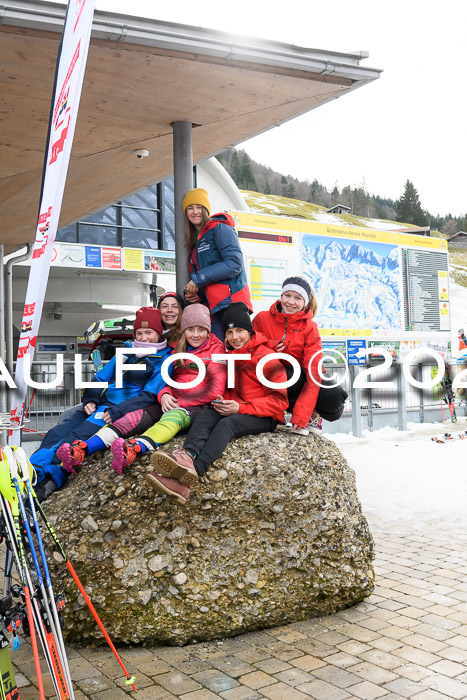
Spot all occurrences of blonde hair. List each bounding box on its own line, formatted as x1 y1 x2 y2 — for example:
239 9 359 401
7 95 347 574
307 288 318 318
173 333 188 369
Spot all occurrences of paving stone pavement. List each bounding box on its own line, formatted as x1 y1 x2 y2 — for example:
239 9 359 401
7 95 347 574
9 521 467 699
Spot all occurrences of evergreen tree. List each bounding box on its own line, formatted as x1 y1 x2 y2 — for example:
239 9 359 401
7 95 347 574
239 152 257 190
229 151 241 184
396 180 429 226
308 179 321 204
331 185 340 205
264 180 271 195
281 175 288 197
287 182 297 199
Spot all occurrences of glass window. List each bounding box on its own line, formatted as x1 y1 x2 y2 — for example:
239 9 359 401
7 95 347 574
78 223 118 246
120 206 158 231
162 178 175 251
56 223 77 243
83 206 116 226
56 179 179 251
124 186 158 210
121 229 160 250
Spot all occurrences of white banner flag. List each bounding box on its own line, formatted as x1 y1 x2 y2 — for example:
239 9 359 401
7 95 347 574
9 0 95 443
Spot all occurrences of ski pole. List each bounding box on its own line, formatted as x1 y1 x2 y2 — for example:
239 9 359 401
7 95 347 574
1 448 69 700
8 446 74 699
29 479 137 691
0 450 46 700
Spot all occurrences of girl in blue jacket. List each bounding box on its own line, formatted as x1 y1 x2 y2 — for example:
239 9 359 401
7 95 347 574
30 306 172 501
183 188 252 340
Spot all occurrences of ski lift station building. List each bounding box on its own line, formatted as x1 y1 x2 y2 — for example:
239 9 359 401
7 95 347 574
1 1 452 371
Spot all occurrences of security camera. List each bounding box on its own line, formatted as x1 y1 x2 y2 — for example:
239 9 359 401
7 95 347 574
53 312 62 321
134 149 149 159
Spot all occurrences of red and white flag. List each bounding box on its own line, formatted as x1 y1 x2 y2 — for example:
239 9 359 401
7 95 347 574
9 0 95 443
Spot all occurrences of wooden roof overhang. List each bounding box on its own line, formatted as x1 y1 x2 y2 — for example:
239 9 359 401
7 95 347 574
0 1 381 250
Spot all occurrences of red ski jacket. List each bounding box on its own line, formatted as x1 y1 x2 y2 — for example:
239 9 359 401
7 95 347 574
224 331 288 423
158 334 226 408
253 301 322 428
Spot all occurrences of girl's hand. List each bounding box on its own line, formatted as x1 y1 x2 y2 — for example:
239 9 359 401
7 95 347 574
212 400 239 416
84 402 97 416
184 280 199 294
161 394 179 412
102 411 112 424
277 341 285 352
185 291 201 303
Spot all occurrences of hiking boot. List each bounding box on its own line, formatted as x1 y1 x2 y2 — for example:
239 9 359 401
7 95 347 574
308 411 323 434
56 441 86 474
150 448 198 484
145 473 190 505
110 438 142 475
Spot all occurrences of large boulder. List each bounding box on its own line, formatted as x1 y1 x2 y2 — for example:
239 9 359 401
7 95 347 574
44 429 374 646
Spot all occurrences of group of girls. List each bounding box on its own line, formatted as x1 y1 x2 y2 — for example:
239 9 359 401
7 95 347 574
31 187 346 504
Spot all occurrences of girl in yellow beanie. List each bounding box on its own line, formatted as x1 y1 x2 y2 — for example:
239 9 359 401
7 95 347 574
182 187 252 340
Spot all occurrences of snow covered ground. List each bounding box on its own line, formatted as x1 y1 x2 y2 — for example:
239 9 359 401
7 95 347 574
320 275 467 539
328 419 467 536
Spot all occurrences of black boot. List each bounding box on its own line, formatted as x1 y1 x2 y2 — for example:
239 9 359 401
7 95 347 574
34 476 58 503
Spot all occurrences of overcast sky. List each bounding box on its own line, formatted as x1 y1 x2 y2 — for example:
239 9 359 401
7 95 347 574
81 1 467 217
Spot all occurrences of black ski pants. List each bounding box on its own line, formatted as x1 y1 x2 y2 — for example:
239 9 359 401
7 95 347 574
286 366 348 422
184 408 277 476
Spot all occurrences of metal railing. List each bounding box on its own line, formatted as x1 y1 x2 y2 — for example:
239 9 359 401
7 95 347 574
1 359 464 441
328 361 465 436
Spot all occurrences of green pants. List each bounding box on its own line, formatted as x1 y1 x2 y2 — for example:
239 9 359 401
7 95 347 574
140 408 191 449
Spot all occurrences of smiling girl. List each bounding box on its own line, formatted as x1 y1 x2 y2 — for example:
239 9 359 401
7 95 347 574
157 291 184 348
145 302 288 505
109 304 227 472
34 307 172 500
253 276 347 434
182 188 252 340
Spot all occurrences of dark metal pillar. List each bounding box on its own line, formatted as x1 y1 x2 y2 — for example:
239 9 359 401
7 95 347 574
172 121 193 297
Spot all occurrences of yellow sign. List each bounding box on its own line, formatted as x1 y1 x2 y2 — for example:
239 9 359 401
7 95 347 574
230 210 448 250
321 328 374 337
124 248 143 271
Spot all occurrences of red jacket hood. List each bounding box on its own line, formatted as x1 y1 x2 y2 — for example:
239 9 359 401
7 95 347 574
198 212 237 239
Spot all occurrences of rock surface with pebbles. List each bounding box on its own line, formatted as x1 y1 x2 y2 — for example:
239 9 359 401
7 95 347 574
44 429 374 646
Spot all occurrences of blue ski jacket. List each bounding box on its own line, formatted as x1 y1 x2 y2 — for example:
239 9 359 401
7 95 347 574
82 342 173 421
188 213 252 314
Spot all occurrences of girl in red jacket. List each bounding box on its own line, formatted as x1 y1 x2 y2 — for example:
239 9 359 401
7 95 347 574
145 302 288 505
253 276 347 433
109 304 227 473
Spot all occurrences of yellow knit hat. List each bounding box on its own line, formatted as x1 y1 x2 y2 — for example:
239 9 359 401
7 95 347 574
182 188 211 215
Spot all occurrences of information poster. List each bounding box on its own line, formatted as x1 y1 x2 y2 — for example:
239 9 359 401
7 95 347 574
85 246 101 267
347 339 367 365
302 234 401 332
124 248 143 270
102 247 122 269
249 258 286 301
322 340 347 364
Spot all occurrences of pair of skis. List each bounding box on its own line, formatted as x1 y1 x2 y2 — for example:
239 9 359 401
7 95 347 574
431 431 467 444
0 446 136 698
